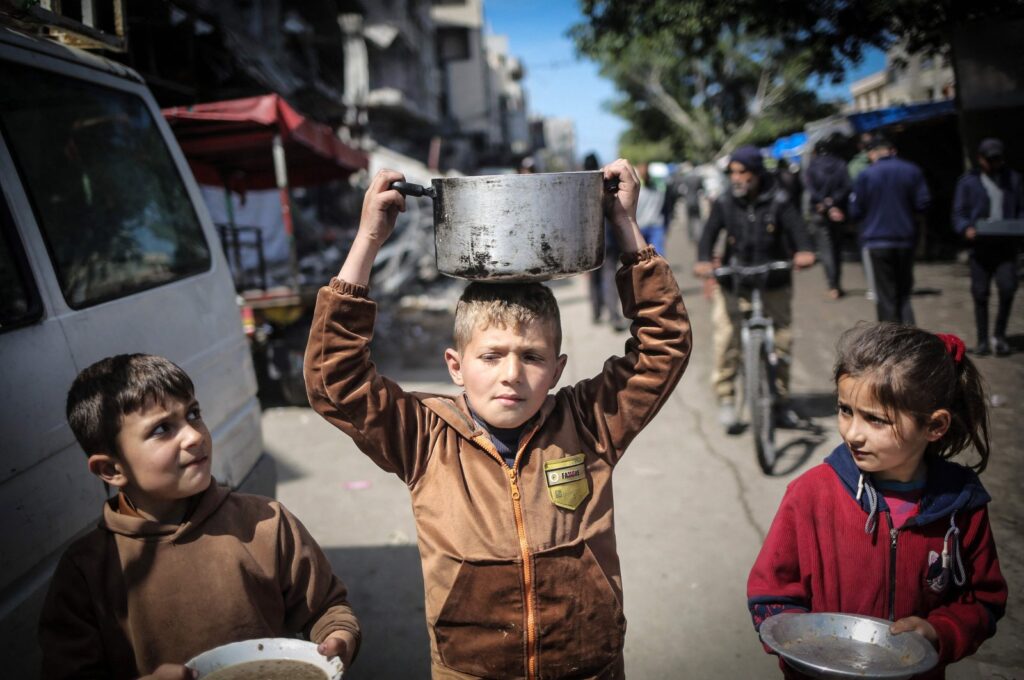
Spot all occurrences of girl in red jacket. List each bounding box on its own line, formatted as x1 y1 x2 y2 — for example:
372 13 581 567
748 322 1007 678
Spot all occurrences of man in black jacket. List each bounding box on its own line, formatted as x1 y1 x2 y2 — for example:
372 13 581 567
953 137 1024 356
695 146 816 432
804 134 852 299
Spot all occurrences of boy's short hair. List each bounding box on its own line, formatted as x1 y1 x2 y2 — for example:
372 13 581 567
454 282 562 353
66 354 195 457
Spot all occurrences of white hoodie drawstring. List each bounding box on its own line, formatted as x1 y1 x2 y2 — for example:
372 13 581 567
943 510 967 587
859 473 879 535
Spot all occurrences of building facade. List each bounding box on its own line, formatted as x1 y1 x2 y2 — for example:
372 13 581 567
849 42 956 112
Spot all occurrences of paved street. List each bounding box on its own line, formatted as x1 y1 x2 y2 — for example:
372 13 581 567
263 233 1023 678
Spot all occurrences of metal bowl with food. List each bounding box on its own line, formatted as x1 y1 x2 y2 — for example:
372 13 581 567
759 613 939 679
185 638 343 680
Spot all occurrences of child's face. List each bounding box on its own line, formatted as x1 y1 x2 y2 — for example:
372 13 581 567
445 319 566 430
94 396 212 520
837 375 948 482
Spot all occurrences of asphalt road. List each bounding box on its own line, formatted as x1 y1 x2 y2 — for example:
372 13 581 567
263 231 1023 679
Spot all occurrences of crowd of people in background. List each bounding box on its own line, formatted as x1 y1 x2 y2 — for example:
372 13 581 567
584 129 1021 432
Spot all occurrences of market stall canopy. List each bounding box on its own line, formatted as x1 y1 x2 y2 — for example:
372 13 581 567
769 132 807 161
162 94 367 190
847 100 956 134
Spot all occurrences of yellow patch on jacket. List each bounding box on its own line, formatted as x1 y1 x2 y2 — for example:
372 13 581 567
543 453 589 510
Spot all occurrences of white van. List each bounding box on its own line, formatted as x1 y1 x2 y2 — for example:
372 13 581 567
0 26 272 675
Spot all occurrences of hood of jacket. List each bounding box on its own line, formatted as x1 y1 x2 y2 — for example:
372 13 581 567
824 443 990 527
100 478 232 543
417 391 561 446
731 171 782 208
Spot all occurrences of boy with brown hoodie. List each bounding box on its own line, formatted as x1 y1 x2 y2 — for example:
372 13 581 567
39 354 360 679
304 159 692 679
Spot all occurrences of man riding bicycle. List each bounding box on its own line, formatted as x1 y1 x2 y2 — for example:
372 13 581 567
694 146 816 434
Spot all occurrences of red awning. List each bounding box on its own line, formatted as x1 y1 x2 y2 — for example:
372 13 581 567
162 94 367 190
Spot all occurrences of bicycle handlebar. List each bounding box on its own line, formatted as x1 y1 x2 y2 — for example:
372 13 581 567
713 260 792 279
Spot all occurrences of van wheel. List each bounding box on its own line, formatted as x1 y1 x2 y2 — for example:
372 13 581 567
267 324 310 407
277 344 309 407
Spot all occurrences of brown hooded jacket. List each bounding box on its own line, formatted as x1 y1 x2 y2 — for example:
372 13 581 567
305 248 691 679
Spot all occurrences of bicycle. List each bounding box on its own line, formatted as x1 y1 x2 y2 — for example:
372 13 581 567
713 260 793 473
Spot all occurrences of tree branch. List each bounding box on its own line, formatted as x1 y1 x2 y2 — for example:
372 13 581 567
716 61 807 158
627 67 714 153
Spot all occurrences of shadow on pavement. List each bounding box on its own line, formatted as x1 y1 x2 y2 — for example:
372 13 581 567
770 434 829 477
270 451 306 485
790 391 838 419
323 545 431 679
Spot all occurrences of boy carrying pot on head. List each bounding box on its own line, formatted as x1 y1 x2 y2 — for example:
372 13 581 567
40 354 359 680
304 159 693 679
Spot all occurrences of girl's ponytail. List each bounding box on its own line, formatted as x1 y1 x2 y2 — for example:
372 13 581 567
947 351 991 473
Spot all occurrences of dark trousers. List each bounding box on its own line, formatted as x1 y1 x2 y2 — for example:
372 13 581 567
970 246 1019 342
815 216 845 291
869 248 915 324
589 246 623 326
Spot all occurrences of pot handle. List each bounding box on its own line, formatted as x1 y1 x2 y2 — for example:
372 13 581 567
389 181 437 199
603 177 620 192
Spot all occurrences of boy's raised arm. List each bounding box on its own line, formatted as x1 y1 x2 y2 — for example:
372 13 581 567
564 158 691 462
337 169 407 285
305 169 434 483
602 158 646 254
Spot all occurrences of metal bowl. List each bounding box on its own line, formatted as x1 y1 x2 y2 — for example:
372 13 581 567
186 638 343 679
759 613 939 679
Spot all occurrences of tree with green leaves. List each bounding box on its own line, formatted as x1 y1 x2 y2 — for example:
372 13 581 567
573 0 1023 162
572 15 836 162
577 0 1024 81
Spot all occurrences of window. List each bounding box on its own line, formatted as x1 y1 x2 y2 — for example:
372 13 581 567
438 26 470 61
0 63 210 309
0 197 41 332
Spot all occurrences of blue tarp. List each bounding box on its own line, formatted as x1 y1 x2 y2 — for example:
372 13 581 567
769 132 807 160
847 99 956 133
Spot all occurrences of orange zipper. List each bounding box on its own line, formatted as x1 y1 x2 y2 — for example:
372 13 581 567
473 428 539 680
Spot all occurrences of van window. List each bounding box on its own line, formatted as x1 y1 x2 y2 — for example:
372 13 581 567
0 197 41 331
0 63 210 309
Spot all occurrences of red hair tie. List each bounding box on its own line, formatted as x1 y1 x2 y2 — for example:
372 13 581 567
935 333 965 364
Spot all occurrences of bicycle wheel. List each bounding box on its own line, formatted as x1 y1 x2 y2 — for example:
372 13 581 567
746 330 777 473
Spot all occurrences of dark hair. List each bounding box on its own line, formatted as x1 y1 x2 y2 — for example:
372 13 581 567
833 323 990 472
582 152 600 171
866 134 893 151
66 354 195 457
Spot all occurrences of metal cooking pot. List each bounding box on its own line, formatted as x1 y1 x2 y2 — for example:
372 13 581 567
390 171 612 282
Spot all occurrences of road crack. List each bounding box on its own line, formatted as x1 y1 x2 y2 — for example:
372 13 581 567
676 389 766 543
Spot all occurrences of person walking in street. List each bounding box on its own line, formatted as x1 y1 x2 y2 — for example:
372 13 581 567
953 137 1023 357
774 159 804 214
681 162 706 243
748 324 1007 678
695 145 816 433
849 132 879 302
584 152 628 331
636 161 667 256
804 134 853 300
849 135 930 324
